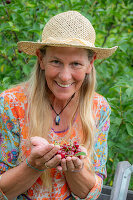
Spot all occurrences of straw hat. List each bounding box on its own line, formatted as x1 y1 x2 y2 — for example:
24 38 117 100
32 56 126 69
17 11 118 59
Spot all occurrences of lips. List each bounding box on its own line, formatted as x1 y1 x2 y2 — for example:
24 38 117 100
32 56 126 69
56 81 72 88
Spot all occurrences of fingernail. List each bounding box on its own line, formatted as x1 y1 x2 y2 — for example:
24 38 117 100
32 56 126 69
55 145 60 149
67 157 71 161
49 144 54 148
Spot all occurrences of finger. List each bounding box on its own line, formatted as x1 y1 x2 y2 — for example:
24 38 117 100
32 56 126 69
72 157 82 169
66 157 75 171
45 154 61 169
40 145 60 164
56 165 62 171
30 136 49 146
61 158 67 171
31 144 54 159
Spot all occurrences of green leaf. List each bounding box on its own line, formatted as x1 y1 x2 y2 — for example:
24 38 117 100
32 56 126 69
22 65 32 76
126 123 133 137
74 152 86 156
126 87 133 98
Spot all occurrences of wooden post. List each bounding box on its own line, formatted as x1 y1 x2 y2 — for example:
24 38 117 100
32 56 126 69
110 161 132 200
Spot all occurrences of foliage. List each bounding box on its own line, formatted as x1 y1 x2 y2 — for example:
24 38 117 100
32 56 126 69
0 0 133 190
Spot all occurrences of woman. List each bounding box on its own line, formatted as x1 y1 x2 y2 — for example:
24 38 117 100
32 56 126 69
0 11 118 199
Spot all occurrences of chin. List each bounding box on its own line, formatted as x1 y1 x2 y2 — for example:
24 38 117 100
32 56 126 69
54 93 74 100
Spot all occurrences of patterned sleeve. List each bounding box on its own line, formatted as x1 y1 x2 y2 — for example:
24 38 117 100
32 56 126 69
71 96 111 199
0 93 20 197
93 97 111 178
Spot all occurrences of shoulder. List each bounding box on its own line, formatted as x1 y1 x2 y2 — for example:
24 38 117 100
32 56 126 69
93 92 111 122
0 85 28 120
93 92 110 107
0 85 27 106
93 92 111 112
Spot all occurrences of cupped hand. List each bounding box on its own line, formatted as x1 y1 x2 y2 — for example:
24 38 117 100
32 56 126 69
56 145 87 172
30 136 49 147
27 136 61 171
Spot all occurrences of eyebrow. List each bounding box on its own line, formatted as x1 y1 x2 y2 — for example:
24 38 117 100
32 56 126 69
50 56 62 61
50 56 84 64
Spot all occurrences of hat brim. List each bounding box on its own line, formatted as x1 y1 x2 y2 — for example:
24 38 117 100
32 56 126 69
17 41 118 59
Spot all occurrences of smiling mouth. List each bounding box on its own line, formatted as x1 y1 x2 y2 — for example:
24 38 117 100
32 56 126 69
56 81 72 88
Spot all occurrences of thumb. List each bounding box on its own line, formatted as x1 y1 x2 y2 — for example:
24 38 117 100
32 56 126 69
30 136 49 146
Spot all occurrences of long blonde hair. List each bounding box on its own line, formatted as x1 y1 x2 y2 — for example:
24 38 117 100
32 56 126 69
25 47 96 187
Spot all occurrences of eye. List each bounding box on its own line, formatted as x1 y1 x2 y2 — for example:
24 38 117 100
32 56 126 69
51 60 60 64
72 62 82 67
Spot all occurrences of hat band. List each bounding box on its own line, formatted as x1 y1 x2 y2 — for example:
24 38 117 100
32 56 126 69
41 37 95 47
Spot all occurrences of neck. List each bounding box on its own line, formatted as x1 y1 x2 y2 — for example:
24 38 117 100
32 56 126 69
50 93 79 126
51 93 79 110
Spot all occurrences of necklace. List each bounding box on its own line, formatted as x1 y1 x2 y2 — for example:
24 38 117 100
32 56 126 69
51 93 75 125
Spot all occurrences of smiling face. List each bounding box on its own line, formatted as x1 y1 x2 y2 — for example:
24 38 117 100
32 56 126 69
37 47 93 101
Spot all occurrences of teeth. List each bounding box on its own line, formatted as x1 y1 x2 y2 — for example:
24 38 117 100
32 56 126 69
57 82 71 88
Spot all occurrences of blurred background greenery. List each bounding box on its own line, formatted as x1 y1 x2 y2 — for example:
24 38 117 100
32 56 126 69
0 0 133 190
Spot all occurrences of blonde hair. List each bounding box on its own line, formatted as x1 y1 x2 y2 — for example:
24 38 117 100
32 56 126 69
80 64 96 168
25 47 96 187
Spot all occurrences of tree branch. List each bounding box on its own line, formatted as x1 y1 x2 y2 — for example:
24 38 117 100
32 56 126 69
102 23 114 47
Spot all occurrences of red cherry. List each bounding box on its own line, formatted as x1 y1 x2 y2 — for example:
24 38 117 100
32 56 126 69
67 146 72 151
18 49 22 53
76 148 81 153
73 142 79 149
60 146 64 150
62 144 67 150
57 150 62 154
61 152 65 159
73 141 78 145
75 144 79 148
72 146 76 152
67 151 74 156
56 141 82 159
6 0 11 4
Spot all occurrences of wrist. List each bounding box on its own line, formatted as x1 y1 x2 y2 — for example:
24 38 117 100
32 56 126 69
26 158 44 172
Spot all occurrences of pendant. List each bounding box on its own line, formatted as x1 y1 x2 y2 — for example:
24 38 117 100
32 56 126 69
55 115 60 125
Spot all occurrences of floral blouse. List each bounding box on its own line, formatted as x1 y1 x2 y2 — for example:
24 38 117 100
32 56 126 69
0 86 111 200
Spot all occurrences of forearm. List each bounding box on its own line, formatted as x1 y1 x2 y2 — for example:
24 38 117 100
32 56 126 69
0 160 42 200
65 167 96 198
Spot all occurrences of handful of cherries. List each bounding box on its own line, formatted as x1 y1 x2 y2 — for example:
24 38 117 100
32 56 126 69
56 141 86 159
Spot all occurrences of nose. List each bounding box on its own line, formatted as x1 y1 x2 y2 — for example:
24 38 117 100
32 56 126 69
58 66 72 82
